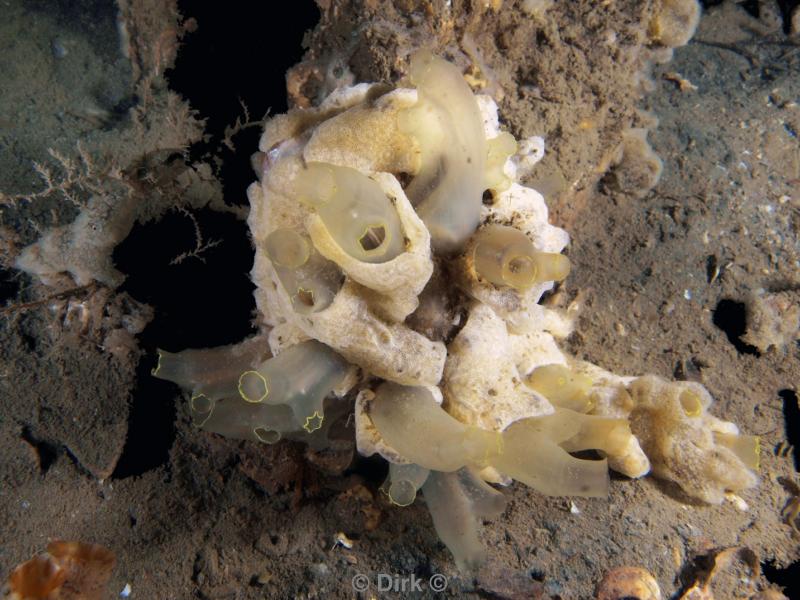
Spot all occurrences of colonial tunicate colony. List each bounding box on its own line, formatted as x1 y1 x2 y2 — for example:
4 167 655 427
154 51 759 570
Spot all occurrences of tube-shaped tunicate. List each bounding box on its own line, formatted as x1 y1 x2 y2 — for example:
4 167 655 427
715 432 761 470
553 409 634 457
192 395 297 443
291 162 404 264
400 51 487 253
369 383 502 472
421 468 505 571
383 463 430 506
456 467 506 518
237 340 349 433
485 132 517 192
264 228 343 314
472 225 571 290
153 337 268 401
369 384 612 496
492 413 610 497
525 364 594 413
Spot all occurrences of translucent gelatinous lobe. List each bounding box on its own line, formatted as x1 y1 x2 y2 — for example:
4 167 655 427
370 383 613 497
264 228 311 269
472 225 570 290
369 383 501 471
383 462 430 506
153 336 269 401
238 340 350 432
401 51 487 253
194 396 297 442
292 162 404 264
484 132 517 192
421 468 506 571
714 432 761 469
492 411 610 497
525 363 593 413
263 228 343 313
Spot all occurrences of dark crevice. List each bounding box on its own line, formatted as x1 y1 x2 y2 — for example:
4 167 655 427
762 559 800 599
345 453 389 489
20 426 59 474
168 0 319 207
114 208 255 351
738 0 761 19
712 299 760 356
111 3 318 478
780 389 800 471
111 352 177 479
777 1 800 34
111 209 255 479
0 266 22 305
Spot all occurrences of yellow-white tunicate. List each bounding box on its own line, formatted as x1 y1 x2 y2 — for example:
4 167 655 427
369 383 614 497
492 411 611 497
264 228 343 314
383 462 430 506
472 224 570 290
400 51 487 253
714 432 760 470
153 337 268 401
291 162 404 264
525 364 594 413
370 383 502 472
421 468 506 572
485 132 517 192
192 396 297 443
238 340 349 432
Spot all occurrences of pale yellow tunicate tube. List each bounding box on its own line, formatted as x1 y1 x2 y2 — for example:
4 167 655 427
491 411 610 497
264 228 343 314
421 468 506 572
291 162 404 264
715 432 761 470
369 383 502 472
237 340 350 433
400 51 487 253
485 132 517 192
472 224 570 290
153 337 268 401
370 384 612 497
525 364 594 413
554 410 635 458
384 463 430 506
192 396 297 443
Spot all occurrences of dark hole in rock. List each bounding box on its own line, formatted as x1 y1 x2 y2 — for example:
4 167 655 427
529 569 545 582
111 352 177 479
168 0 319 207
111 0 319 479
20 426 59 474
780 389 800 471
114 208 255 350
0 266 21 305
712 299 760 356
111 209 255 478
739 0 761 18
345 453 389 489
777 1 800 34
762 559 800 599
